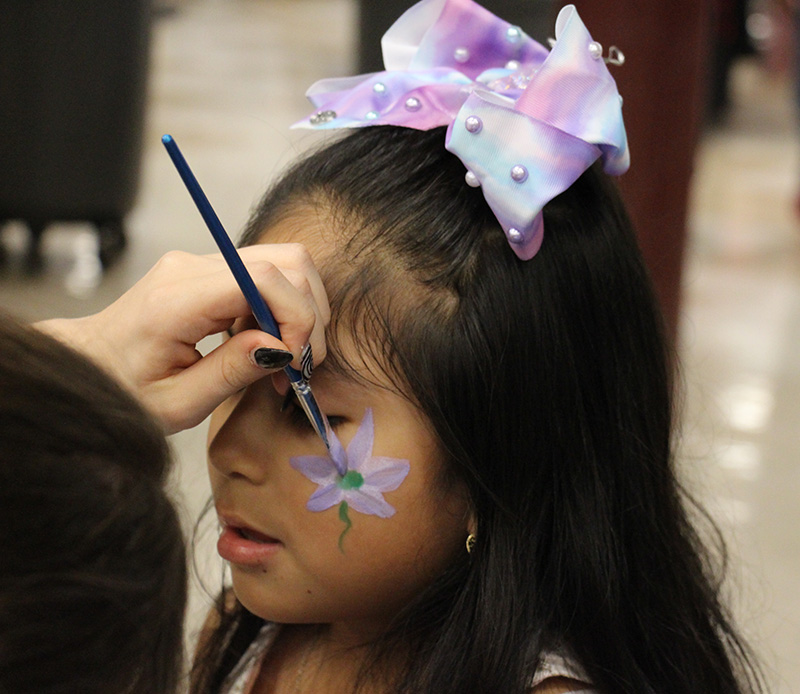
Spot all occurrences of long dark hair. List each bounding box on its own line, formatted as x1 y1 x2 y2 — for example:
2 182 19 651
191 126 763 693
0 315 186 694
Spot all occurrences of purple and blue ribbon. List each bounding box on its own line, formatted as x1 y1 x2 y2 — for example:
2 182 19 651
293 0 629 260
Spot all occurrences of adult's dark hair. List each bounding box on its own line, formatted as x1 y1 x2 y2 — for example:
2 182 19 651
192 126 763 694
0 315 187 694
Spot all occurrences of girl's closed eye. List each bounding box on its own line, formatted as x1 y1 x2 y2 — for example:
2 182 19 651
282 389 346 431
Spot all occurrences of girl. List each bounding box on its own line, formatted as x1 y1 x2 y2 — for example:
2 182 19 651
189 1 764 693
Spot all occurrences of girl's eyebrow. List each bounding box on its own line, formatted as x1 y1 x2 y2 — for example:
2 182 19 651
319 358 408 405
317 353 370 388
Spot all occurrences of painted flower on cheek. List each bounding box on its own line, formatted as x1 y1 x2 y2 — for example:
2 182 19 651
289 408 410 550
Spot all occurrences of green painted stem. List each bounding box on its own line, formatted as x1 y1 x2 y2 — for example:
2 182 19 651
338 501 352 553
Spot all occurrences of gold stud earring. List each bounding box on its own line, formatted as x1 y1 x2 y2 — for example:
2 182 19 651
466 533 477 554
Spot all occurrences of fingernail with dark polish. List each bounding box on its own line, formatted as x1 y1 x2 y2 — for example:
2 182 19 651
251 347 293 370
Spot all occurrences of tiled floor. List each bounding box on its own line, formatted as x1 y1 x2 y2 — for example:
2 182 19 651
1 2 798 691
678 59 800 691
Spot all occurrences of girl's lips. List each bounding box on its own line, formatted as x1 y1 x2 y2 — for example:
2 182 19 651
216 521 283 567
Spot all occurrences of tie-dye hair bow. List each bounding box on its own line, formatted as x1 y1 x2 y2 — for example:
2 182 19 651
293 0 629 260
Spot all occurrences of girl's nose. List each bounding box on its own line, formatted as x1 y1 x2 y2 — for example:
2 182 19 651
207 384 280 485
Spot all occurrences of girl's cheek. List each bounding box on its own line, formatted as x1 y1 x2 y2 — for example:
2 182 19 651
289 408 411 553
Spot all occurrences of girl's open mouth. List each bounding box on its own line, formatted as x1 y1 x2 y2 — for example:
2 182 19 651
217 522 282 566
235 526 278 544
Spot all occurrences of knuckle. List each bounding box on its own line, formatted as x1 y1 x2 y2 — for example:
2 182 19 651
219 352 246 391
154 249 191 272
282 300 317 354
284 269 312 296
285 242 313 268
296 297 317 331
250 260 280 284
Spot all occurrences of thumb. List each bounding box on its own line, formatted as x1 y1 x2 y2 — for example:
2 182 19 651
159 331 292 433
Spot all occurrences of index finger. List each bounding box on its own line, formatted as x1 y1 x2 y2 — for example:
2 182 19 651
238 243 331 326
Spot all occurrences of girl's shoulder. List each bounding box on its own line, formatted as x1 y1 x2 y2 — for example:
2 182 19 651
530 678 596 694
220 623 279 694
219 626 597 694
530 651 596 694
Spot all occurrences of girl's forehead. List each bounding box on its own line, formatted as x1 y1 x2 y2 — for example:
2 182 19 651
251 216 387 386
252 204 417 401
315 325 400 396
255 204 336 255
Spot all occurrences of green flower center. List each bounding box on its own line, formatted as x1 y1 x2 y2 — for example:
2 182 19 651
337 470 365 490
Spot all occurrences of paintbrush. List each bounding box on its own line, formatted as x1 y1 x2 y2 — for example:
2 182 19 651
162 133 332 452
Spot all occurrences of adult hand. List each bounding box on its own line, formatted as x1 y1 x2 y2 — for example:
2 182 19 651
36 245 330 434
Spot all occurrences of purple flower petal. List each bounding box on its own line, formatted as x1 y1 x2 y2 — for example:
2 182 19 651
293 408 411 522
290 455 338 484
360 457 410 491
328 427 348 476
346 408 374 470
345 488 397 518
307 483 344 512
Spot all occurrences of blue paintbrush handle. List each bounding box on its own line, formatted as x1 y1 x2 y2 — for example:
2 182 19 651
162 134 282 340
162 134 330 449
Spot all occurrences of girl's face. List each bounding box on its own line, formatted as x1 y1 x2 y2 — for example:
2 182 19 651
207 214 471 635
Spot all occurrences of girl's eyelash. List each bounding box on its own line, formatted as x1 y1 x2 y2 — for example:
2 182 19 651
282 391 345 431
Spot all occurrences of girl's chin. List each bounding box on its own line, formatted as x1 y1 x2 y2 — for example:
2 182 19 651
228 576 322 625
